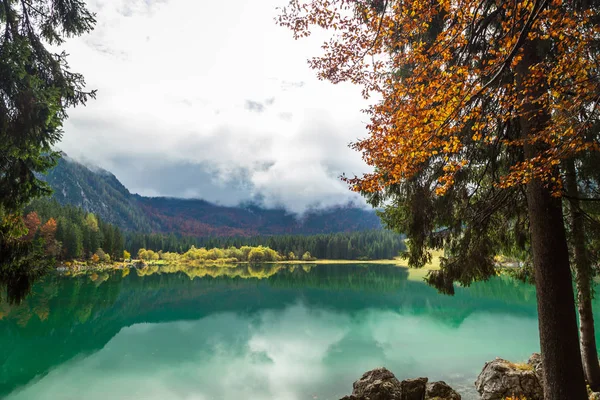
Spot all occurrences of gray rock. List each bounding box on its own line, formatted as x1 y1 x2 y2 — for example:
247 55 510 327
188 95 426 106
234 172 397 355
340 368 461 400
426 381 461 400
350 367 403 400
527 353 544 386
400 377 427 400
475 357 543 400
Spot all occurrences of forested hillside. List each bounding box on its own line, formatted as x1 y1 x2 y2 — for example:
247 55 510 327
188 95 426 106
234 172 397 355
23 199 404 262
24 199 125 262
138 197 382 236
43 155 159 232
125 230 405 261
41 155 381 237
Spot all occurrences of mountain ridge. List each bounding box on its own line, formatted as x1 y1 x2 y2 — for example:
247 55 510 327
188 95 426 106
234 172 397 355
41 155 381 236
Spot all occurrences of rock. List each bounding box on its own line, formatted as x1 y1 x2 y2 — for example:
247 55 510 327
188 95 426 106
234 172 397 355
475 357 543 400
590 392 600 400
400 377 427 400
527 353 544 386
340 368 460 400
350 367 403 400
426 381 461 400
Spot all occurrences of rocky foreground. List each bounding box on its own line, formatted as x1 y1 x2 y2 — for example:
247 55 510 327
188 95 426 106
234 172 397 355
339 367 461 400
340 353 600 400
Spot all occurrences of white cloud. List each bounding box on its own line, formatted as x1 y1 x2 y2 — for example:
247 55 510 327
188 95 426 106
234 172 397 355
57 0 373 212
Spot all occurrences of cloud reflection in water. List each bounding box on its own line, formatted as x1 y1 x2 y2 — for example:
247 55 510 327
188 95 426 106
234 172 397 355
7 301 537 400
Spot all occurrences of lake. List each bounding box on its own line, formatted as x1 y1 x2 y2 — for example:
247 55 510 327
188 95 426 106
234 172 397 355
0 262 582 400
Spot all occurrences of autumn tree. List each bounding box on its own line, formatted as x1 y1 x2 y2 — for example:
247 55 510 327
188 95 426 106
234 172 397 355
248 246 279 263
84 214 99 232
40 218 60 257
94 248 110 263
279 0 600 397
138 248 159 261
22 212 41 241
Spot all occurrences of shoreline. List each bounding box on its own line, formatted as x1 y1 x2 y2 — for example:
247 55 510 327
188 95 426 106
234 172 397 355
54 248 448 276
54 256 445 284
56 256 442 272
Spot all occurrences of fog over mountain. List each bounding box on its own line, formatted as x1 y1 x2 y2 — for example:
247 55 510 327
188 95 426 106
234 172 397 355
56 0 374 212
41 156 381 236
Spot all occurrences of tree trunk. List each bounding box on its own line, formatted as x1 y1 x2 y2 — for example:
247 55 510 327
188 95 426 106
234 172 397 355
518 40 587 399
565 159 600 391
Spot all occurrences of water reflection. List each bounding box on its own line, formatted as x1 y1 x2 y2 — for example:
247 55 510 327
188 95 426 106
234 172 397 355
0 264 552 399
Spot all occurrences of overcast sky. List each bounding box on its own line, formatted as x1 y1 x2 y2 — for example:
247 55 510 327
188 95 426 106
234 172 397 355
59 0 372 212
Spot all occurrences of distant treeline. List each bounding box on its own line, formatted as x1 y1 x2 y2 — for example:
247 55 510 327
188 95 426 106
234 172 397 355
125 230 405 261
24 199 405 262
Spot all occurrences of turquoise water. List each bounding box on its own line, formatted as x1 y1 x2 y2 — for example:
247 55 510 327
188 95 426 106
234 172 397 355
0 263 573 399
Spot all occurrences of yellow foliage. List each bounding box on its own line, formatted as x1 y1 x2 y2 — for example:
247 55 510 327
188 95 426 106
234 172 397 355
506 362 533 372
277 0 600 196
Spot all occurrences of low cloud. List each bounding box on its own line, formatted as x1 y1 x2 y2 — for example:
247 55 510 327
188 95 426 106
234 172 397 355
57 0 373 213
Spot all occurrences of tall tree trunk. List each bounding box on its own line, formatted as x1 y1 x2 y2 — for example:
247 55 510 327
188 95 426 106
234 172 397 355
565 159 600 391
518 40 587 399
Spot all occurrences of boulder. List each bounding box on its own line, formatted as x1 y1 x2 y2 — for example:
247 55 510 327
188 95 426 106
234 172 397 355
527 353 544 386
400 377 427 400
475 357 543 400
350 367 404 400
340 368 460 400
426 381 461 400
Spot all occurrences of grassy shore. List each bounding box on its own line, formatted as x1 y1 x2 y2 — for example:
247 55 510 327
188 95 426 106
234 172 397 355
57 249 444 277
276 250 443 270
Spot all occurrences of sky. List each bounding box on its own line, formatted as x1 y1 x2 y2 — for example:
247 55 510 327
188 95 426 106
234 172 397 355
59 0 373 213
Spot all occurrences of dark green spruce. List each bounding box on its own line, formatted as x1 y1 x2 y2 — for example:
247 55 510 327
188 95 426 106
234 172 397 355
0 0 96 302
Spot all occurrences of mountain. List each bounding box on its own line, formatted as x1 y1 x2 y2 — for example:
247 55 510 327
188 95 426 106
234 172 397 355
43 156 160 232
41 155 381 236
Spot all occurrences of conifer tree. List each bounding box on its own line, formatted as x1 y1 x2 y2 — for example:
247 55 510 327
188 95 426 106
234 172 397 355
0 0 95 302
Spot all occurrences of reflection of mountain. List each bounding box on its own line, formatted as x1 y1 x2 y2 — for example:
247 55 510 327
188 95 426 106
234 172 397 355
0 264 542 396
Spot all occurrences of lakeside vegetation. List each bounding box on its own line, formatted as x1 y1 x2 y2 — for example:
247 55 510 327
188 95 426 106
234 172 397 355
125 229 405 261
20 199 408 271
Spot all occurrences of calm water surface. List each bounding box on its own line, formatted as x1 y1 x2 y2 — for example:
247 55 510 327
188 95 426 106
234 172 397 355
1 263 587 400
